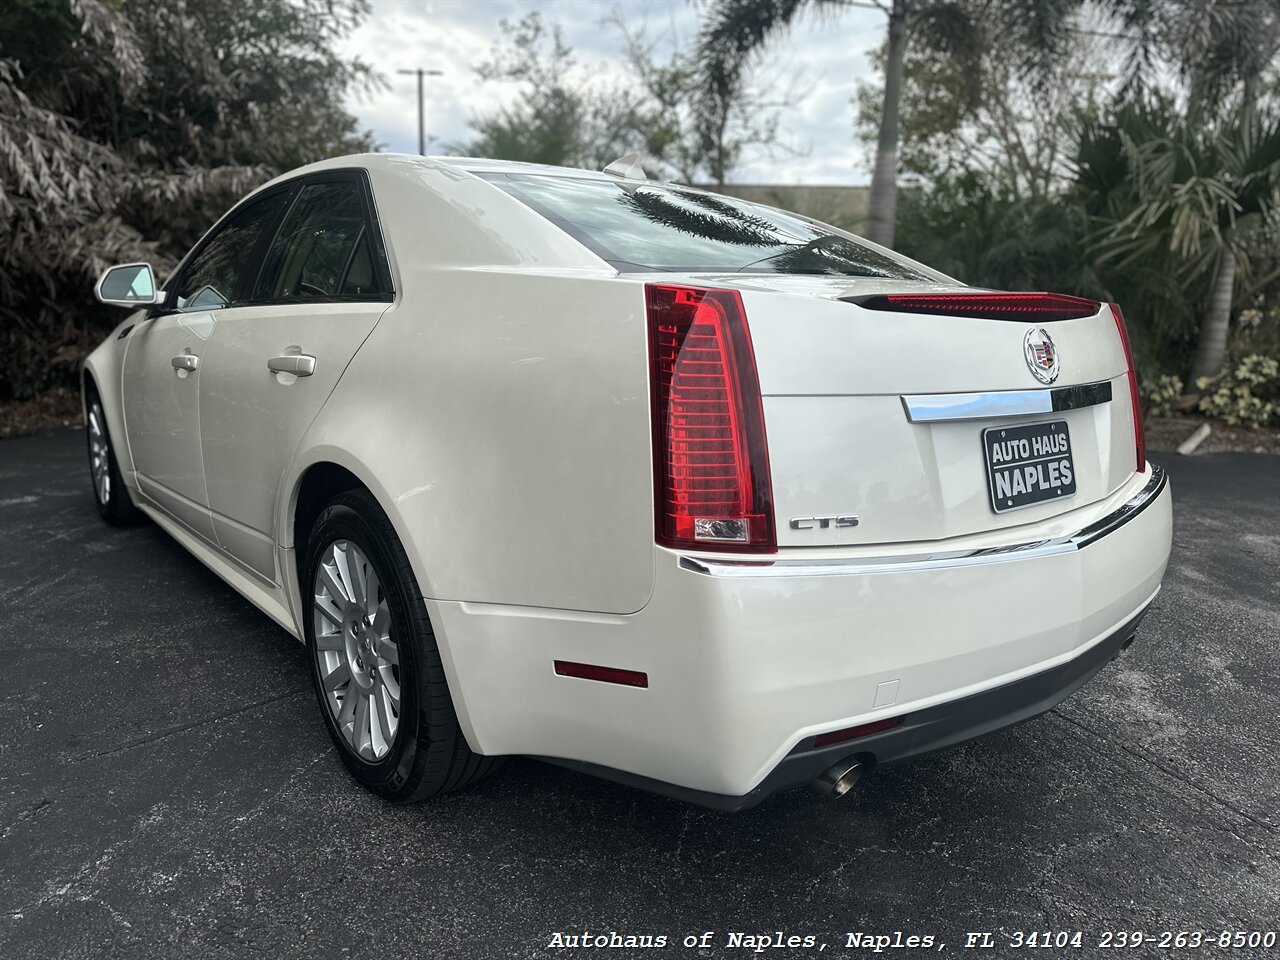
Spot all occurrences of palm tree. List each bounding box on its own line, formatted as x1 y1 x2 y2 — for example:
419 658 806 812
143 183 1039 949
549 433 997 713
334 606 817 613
1096 105 1280 382
696 0 1082 249
1157 0 1280 124
1085 0 1280 379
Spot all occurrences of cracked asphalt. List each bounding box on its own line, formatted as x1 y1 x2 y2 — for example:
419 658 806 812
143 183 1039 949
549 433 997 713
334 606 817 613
1 429 1278 959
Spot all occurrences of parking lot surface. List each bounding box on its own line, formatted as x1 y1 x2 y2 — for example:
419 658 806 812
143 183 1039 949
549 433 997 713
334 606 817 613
1 430 1278 958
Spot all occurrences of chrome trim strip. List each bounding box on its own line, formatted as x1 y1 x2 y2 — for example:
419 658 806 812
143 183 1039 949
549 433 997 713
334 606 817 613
678 465 1167 580
902 380 1112 423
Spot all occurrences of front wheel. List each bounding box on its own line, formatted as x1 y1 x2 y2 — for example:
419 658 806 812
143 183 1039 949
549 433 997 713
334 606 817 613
303 489 501 801
86 390 142 526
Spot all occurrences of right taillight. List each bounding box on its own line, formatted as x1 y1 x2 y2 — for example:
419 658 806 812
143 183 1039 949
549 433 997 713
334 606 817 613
646 284 775 553
1109 302 1146 473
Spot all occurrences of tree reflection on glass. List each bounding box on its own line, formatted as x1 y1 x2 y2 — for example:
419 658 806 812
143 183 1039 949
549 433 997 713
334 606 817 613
488 172 937 279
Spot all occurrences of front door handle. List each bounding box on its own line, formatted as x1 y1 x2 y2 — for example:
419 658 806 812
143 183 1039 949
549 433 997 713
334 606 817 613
267 354 317 377
171 354 198 371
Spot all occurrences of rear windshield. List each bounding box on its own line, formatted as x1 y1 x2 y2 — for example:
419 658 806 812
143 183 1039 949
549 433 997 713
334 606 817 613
480 173 934 280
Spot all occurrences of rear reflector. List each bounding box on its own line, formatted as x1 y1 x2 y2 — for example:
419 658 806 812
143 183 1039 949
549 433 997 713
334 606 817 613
847 292 1101 322
813 716 903 748
646 284 775 553
1108 302 1146 472
554 660 649 688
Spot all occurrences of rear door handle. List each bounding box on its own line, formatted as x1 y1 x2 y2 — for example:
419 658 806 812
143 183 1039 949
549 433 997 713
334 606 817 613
267 355 316 377
171 354 198 371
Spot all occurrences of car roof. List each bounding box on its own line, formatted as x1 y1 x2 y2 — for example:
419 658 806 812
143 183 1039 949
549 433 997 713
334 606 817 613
428 156 618 181
263 153 622 186
244 153 953 284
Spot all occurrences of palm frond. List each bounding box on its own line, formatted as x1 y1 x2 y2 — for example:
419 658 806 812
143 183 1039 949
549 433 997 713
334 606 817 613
695 0 810 101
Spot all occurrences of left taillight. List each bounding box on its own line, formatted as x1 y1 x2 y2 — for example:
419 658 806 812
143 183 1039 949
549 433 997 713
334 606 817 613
646 284 775 553
1109 302 1146 473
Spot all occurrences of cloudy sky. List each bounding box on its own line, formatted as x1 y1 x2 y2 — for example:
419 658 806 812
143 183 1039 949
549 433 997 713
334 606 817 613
337 0 887 184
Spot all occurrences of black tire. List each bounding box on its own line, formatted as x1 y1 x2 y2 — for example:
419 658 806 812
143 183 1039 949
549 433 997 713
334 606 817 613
303 488 502 801
85 386 143 526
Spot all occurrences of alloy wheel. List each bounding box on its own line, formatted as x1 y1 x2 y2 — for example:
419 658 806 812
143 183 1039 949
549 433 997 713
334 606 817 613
88 402 111 505
313 539 401 760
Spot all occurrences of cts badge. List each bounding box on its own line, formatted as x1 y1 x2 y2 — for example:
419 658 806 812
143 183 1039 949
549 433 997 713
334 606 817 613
1023 327 1060 384
789 515 860 530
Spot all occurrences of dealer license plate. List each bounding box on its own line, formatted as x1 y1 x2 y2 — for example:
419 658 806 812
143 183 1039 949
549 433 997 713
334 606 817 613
982 420 1076 513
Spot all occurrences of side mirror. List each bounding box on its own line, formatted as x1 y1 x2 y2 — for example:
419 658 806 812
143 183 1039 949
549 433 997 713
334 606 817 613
95 263 160 307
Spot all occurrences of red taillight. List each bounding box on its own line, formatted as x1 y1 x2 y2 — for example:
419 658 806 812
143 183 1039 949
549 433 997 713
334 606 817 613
814 716 903 748
646 284 775 553
1109 303 1146 473
848 291 1100 322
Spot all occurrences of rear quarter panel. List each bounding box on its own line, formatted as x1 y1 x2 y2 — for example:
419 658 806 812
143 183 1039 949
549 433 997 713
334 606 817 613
286 162 655 615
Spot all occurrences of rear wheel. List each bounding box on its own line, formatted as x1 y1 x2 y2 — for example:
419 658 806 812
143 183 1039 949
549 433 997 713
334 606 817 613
86 390 142 526
303 489 501 800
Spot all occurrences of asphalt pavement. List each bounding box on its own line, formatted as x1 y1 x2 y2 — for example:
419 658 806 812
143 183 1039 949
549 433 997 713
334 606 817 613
1 429 1278 959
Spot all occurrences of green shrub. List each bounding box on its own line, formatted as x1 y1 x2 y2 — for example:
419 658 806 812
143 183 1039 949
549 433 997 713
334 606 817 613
0 0 374 401
1196 354 1280 427
1141 373 1184 417
1231 295 1280 359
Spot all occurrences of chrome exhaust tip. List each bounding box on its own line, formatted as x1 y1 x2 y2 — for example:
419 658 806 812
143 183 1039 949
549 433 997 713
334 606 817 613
812 757 865 798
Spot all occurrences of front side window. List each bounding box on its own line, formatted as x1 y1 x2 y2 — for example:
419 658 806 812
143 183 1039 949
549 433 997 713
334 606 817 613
254 181 382 302
481 173 939 280
173 191 287 312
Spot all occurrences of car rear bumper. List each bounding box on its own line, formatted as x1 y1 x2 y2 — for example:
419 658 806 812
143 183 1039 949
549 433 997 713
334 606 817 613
430 465 1172 807
541 602 1151 810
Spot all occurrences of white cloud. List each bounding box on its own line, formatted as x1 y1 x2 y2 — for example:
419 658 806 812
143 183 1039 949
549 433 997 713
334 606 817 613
338 0 887 183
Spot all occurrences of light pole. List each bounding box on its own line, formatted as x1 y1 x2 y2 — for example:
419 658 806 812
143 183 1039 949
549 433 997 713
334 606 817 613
396 68 443 156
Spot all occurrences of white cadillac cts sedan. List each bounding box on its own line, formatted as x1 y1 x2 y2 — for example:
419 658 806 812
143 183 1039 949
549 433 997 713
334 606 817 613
84 154 1172 809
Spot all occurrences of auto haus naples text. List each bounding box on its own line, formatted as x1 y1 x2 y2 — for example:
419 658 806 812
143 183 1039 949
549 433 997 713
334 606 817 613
990 429 1073 499
546 930 940 951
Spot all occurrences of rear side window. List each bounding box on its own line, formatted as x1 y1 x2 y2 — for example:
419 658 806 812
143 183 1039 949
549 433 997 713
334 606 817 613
338 234 376 296
173 191 287 312
254 181 387 301
481 173 935 280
